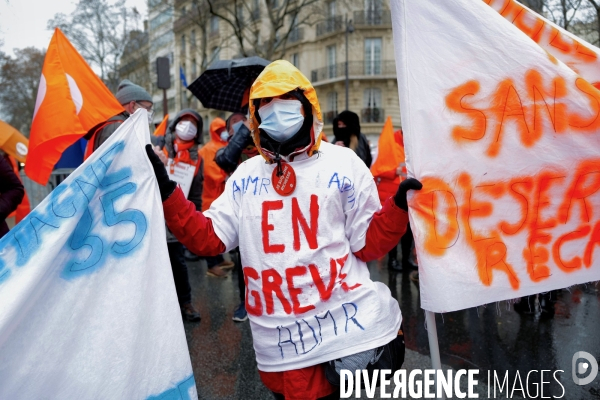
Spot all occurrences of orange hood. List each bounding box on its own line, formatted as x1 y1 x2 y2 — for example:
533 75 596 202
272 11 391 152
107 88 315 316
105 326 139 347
209 117 227 143
248 60 323 163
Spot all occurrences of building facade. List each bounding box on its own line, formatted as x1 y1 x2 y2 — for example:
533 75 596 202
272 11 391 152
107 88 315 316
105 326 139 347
121 0 400 139
148 0 178 122
119 27 151 96
286 0 400 137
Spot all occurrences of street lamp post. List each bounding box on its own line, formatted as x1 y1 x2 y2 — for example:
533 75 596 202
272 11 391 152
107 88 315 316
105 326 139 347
345 15 354 111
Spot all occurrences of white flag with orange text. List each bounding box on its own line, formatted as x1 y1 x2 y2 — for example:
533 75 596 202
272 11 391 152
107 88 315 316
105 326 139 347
392 0 600 312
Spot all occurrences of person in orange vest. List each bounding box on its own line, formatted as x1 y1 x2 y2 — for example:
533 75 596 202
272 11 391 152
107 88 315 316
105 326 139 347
85 79 154 155
198 117 234 277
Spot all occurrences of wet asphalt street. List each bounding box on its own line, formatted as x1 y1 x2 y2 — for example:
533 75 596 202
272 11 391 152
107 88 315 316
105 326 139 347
182 252 600 400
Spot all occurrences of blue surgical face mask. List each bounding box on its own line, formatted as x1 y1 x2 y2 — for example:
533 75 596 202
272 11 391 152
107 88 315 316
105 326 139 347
258 98 305 142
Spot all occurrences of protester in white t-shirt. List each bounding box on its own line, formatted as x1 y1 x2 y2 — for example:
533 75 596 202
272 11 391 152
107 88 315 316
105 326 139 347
146 60 422 400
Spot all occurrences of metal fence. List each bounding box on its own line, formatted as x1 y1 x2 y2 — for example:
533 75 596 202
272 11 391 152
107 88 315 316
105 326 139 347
353 10 392 26
316 16 344 37
288 27 304 44
311 60 396 82
361 107 385 123
20 169 76 210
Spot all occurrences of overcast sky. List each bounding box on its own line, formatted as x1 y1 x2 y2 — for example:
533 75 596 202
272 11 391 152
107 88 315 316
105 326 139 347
0 0 148 56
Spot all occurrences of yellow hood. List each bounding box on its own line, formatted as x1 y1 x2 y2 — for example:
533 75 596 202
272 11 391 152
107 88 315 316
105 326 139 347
249 60 323 162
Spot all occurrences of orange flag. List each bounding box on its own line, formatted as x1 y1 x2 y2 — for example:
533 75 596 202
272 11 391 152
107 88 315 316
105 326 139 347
370 116 405 177
0 120 29 163
153 114 169 136
26 28 124 185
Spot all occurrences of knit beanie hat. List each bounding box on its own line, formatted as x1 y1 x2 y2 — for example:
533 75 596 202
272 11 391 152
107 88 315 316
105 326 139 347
115 79 153 105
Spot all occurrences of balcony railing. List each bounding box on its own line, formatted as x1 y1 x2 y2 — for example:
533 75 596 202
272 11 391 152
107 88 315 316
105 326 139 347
353 10 392 26
316 16 343 37
310 60 396 83
361 107 385 123
288 27 304 44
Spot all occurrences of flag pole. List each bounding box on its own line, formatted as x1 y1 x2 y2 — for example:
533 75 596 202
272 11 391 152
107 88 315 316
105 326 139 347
425 310 445 400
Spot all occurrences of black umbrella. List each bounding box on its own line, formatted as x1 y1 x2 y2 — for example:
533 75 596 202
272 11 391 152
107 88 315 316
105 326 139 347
187 56 271 113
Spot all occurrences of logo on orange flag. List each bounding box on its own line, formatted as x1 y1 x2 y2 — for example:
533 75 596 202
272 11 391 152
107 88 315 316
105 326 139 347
26 28 124 185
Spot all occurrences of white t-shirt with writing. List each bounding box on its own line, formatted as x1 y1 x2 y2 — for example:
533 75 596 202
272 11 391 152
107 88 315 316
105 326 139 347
204 142 402 372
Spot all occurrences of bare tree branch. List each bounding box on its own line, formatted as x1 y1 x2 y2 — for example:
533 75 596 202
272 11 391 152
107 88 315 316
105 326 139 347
0 48 45 136
47 0 134 92
205 0 324 61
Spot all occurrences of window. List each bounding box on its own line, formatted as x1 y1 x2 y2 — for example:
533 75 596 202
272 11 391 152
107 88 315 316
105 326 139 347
210 16 219 33
190 29 196 48
149 8 172 31
327 45 336 79
365 0 383 23
192 58 197 78
363 88 382 122
291 53 299 68
365 0 383 14
363 88 382 108
251 0 260 20
364 38 382 75
325 91 338 123
180 35 186 57
289 14 301 42
327 92 338 112
327 1 336 18
149 32 174 53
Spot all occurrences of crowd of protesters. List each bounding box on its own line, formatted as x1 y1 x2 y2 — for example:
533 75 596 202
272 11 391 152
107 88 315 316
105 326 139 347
3 58 556 400
56 61 425 399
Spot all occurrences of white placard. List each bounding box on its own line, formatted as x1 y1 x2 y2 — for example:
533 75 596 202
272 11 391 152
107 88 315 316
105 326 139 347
167 159 196 198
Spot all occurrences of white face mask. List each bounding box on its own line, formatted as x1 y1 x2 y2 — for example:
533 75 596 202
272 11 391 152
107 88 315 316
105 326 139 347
258 99 305 142
135 102 154 123
220 130 230 141
175 120 197 141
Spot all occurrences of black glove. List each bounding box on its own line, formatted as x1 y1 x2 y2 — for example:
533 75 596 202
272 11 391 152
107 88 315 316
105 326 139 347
145 144 177 201
215 124 253 174
394 178 423 211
